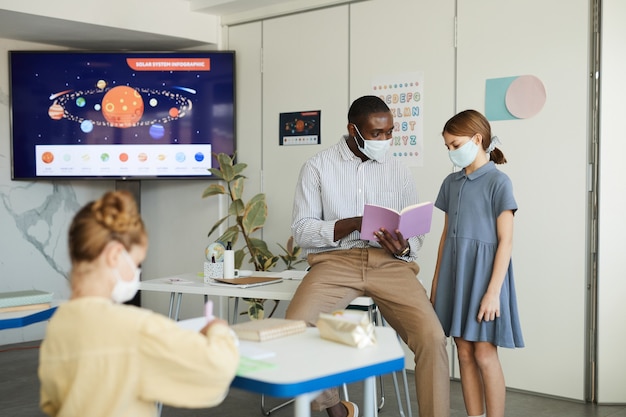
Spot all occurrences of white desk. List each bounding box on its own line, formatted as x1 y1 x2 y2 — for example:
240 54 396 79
233 327 404 417
143 273 409 417
139 272 303 321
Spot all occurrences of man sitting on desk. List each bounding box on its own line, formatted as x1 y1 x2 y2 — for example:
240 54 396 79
287 95 450 417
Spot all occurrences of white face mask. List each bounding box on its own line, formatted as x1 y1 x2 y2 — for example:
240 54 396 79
449 138 479 168
111 250 141 304
352 124 392 162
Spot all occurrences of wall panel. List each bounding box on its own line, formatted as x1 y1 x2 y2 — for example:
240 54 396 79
597 0 626 403
456 0 590 399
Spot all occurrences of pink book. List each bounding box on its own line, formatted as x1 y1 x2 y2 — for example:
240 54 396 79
360 201 434 240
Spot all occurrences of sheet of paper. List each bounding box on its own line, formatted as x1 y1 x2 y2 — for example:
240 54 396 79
236 357 276 375
239 343 276 360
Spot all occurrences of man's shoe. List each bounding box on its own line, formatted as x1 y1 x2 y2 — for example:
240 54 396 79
341 400 359 417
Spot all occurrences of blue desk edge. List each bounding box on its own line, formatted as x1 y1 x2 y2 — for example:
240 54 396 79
0 306 58 330
231 356 405 398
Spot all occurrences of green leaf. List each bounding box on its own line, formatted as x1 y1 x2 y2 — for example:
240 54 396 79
242 195 267 234
248 302 264 320
217 153 235 181
230 177 244 201
229 199 245 216
217 226 239 247
201 183 226 198
258 255 279 271
207 168 224 180
232 162 248 177
248 237 273 258
234 248 245 269
207 215 230 238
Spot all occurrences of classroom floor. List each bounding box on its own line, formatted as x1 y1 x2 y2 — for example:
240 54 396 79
2 340 625 417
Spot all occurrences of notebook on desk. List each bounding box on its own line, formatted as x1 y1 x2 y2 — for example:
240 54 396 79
209 276 283 288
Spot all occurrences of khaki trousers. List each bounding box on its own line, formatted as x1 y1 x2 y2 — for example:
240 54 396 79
285 248 450 417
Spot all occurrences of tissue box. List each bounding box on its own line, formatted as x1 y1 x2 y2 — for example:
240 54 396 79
316 309 376 348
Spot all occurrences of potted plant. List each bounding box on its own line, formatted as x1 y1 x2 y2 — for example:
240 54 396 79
202 153 306 319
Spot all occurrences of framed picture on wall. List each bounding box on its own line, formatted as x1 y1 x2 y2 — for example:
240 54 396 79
279 110 320 146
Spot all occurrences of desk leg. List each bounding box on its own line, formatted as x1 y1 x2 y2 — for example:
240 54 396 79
174 293 183 321
363 376 378 417
167 293 175 319
294 390 322 417
233 297 240 324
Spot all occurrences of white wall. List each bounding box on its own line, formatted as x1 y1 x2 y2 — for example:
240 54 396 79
0 2 220 45
597 0 626 403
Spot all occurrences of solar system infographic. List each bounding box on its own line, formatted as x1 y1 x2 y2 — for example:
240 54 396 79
9 51 235 179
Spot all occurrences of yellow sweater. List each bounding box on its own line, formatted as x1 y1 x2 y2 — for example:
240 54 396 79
39 297 239 417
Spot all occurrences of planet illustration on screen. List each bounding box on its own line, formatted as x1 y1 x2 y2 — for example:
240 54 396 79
46 80 196 140
149 124 165 139
42 152 54 164
102 86 144 128
80 120 93 133
48 102 64 120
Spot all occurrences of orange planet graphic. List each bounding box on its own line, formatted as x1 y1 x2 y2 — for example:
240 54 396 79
42 152 54 164
102 86 144 128
48 102 64 120
119 153 129 162
295 119 305 132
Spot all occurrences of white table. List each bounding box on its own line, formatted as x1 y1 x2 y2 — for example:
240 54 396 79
233 327 404 417
139 272 304 321
141 272 410 417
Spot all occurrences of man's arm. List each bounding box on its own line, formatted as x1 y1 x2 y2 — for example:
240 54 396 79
333 217 362 241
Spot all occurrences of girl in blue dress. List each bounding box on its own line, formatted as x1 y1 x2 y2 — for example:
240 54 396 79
431 110 524 417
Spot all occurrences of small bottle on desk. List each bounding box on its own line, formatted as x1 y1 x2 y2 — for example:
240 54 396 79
223 241 235 278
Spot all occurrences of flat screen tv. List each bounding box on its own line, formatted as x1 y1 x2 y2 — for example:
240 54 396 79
9 50 235 179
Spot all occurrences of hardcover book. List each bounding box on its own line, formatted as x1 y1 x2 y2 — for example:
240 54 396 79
210 276 283 288
360 201 434 240
231 318 307 342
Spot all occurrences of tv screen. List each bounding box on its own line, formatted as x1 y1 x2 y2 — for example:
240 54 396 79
9 50 235 179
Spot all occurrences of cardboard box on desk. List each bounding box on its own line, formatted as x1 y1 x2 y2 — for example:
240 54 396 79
316 310 376 349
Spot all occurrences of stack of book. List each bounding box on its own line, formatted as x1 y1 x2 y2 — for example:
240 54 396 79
0 290 54 313
231 318 306 342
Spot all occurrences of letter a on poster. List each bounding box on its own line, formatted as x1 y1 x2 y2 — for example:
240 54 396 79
371 72 424 167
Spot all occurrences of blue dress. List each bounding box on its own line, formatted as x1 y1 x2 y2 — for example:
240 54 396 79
434 162 524 348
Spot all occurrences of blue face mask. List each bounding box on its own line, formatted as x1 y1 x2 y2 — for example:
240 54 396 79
352 124 392 162
449 139 479 168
